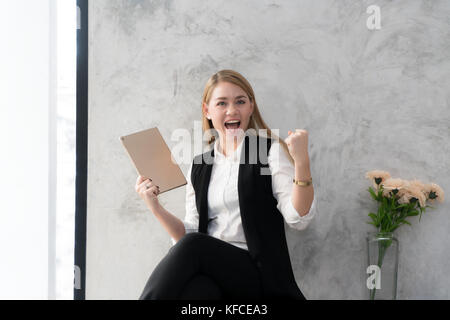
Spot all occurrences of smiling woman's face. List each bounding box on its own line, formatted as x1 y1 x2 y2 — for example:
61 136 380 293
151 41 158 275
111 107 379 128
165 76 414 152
203 81 254 146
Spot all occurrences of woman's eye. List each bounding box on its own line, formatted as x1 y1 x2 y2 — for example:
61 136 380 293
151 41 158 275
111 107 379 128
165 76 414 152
217 100 245 106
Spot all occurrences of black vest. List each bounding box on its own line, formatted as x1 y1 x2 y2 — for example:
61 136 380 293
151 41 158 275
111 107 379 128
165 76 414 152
190 134 306 300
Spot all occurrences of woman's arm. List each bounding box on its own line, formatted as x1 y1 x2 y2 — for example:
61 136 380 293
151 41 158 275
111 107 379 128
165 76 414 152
268 140 317 230
145 162 199 243
149 204 186 242
136 174 187 242
285 129 315 217
292 159 314 217
169 162 200 244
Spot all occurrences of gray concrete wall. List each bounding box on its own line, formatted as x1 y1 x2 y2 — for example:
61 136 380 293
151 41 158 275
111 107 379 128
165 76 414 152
86 0 450 299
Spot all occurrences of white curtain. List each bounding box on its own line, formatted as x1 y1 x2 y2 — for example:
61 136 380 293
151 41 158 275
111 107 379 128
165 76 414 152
0 0 57 299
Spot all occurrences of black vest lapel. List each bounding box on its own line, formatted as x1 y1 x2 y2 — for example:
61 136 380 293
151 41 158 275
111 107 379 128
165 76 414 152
237 134 263 261
194 148 214 234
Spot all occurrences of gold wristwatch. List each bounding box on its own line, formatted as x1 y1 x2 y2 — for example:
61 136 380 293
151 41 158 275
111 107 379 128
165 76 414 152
293 177 312 186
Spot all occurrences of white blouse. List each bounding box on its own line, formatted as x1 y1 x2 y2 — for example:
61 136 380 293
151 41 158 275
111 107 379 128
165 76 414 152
171 134 317 250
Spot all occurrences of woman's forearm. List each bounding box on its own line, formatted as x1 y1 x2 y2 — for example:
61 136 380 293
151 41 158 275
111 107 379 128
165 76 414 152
150 204 186 242
291 160 314 217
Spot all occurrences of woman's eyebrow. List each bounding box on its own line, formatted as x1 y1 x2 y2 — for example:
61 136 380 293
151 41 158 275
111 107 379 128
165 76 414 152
215 95 247 100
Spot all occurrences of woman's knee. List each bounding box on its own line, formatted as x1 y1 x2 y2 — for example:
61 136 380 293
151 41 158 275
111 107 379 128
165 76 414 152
175 232 210 251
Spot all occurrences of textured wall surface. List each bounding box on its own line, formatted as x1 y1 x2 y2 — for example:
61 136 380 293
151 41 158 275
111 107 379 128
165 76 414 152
87 0 450 299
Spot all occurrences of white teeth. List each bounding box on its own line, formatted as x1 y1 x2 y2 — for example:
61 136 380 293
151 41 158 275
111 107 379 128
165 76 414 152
225 120 240 124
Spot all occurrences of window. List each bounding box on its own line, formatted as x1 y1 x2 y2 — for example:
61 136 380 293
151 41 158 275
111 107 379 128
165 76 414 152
0 0 76 300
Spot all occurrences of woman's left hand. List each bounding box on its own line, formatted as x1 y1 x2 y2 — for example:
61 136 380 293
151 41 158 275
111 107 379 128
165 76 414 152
284 129 310 165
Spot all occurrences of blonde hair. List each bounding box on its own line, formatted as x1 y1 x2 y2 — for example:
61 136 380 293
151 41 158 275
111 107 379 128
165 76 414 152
201 69 294 165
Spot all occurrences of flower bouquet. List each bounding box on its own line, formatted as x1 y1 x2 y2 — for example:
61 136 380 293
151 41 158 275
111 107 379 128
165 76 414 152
365 170 444 299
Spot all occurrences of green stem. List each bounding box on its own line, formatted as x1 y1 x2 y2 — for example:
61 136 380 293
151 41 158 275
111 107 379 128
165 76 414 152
370 240 389 300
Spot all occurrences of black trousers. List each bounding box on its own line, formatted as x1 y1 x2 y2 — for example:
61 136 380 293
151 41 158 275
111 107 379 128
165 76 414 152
139 232 263 300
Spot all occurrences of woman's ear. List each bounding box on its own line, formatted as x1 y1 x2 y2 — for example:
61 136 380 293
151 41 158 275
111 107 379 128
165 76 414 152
202 102 209 119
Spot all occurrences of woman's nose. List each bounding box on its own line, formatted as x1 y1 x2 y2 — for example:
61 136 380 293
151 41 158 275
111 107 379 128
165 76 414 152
226 103 239 114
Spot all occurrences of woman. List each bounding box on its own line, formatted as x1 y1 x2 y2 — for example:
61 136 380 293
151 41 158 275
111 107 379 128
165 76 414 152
136 69 316 300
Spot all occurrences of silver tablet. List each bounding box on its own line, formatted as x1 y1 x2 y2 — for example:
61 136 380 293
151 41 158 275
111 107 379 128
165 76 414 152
120 127 187 194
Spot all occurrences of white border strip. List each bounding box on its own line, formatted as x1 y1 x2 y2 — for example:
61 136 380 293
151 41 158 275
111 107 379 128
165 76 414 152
48 0 57 300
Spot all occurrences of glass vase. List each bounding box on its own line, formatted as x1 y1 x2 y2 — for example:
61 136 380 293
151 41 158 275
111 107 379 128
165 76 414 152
366 232 399 300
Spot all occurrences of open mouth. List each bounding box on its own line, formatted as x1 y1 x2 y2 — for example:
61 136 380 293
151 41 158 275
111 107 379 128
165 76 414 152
224 120 241 129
